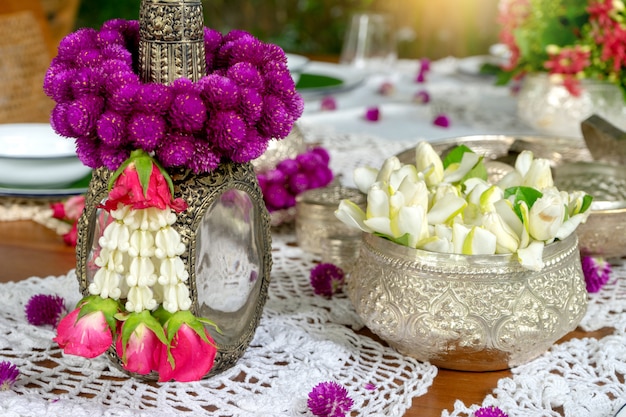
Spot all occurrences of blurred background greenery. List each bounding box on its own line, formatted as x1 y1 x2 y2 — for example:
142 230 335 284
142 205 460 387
74 0 500 59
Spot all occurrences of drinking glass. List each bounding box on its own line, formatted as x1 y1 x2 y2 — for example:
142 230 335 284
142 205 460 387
340 12 397 72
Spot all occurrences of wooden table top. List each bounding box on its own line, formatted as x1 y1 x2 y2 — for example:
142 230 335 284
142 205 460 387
0 219 613 416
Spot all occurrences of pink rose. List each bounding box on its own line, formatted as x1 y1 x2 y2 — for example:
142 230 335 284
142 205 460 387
156 323 217 382
115 311 168 375
54 308 113 358
102 151 187 213
54 296 120 359
116 323 162 375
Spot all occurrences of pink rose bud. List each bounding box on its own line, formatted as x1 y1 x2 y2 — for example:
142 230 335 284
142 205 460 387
156 322 217 382
116 313 166 375
54 302 116 359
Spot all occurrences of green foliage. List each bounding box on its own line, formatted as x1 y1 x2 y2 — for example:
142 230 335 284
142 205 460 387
76 0 374 56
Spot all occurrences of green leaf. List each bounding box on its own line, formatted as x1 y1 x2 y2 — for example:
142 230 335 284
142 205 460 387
461 156 487 182
133 155 154 198
504 186 543 208
391 233 412 247
442 145 474 169
580 194 593 213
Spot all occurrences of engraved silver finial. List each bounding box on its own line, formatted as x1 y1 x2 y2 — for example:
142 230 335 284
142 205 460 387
138 0 207 84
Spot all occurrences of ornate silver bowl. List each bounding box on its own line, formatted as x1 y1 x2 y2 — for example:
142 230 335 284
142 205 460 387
346 232 587 371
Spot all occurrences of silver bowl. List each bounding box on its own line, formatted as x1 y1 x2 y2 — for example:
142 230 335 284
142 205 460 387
347 232 587 371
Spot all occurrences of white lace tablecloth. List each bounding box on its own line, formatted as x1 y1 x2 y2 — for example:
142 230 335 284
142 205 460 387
2 58 626 416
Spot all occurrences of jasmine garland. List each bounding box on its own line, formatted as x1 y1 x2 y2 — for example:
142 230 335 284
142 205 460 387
43 19 304 174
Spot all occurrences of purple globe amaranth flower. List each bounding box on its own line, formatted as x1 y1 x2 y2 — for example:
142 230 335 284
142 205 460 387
25 294 67 327
276 158 300 176
66 95 104 136
72 68 103 98
378 81 395 96
128 113 166 152
288 172 310 194
46 69 76 103
0 361 19 391
97 111 127 147
97 29 126 48
226 61 264 90
45 19 302 174
474 406 509 417
433 113 451 128
136 83 172 114
307 381 354 417
50 103 75 138
100 144 131 171
188 140 220 174
169 93 207 132
309 166 333 189
265 69 297 99
199 74 240 110
238 88 263 123
296 151 323 172
56 28 98 61
311 147 330 165
76 49 103 68
75 135 102 169
108 83 139 114
310 263 345 297
364 107 380 122
157 132 196 168
260 95 293 138
582 256 611 293
264 183 290 211
208 110 247 151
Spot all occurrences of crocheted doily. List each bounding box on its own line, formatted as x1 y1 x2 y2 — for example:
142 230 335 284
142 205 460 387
0 228 437 417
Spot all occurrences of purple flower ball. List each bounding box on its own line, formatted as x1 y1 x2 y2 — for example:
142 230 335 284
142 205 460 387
264 183 289 210
307 381 353 417
136 83 172 114
433 113 451 128
582 256 611 293
100 144 131 170
310 263 346 297
24 294 66 327
66 95 104 136
260 95 293 139
296 151 323 172
75 135 102 168
239 88 264 123
188 140 221 174
109 83 139 114
311 147 330 165
97 111 127 147
364 107 380 122
157 132 196 168
169 92 207 132
72 68 102 98
199 74 240 110
265 168 286 184
288 172 310 194
226 61 264 90
309 166 334 189
128 113 166 151
276 158 299 176
208 110 247 151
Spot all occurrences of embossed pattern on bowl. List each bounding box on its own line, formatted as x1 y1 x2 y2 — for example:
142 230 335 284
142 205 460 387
347 232 588 371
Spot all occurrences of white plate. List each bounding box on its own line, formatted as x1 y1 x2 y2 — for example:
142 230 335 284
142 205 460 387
0 123 92 188
296 62 367 97
0 178 90 197
285 53 310 74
